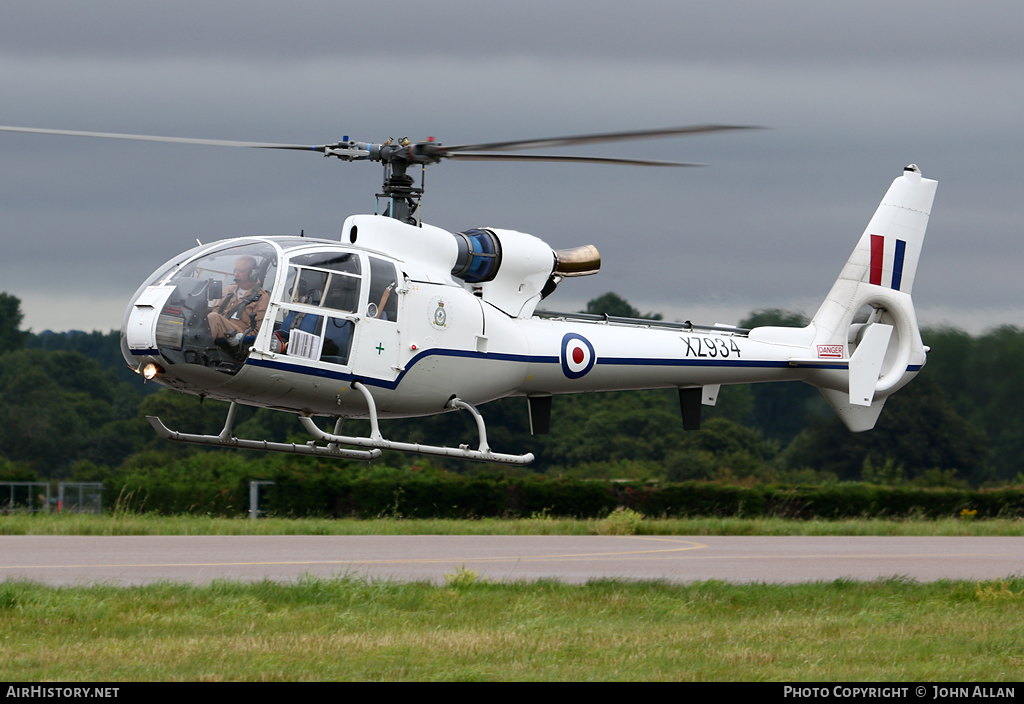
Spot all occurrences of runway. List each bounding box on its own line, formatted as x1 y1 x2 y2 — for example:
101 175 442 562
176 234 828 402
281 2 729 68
2 535 1022 586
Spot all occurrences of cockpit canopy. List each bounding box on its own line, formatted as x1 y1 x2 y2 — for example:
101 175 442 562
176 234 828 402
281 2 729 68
166 242 279 303
123 240 281 375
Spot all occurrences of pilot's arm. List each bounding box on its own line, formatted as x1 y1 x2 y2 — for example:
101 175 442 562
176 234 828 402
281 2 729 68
375 282 396 319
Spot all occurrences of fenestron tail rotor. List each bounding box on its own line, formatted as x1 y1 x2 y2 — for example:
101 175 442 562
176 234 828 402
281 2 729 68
0 122 760 223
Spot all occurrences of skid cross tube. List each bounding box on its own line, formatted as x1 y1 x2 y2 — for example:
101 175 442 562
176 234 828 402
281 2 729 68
146 402 381 460
298 382 534 465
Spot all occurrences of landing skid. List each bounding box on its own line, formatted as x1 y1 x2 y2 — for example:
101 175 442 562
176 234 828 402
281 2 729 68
146 402 381 461
299 382 535 465
146 382 534 465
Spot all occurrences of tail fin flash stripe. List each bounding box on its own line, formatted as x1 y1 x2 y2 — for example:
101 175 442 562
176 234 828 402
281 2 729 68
868 234 908 290
869 235 884 285
892 239 906 291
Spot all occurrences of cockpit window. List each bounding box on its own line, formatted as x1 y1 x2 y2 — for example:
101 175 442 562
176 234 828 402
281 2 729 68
152 242 279 373
172 243 278 301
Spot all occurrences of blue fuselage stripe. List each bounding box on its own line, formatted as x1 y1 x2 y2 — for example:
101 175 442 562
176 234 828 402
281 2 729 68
243 348 901 388
597 357 793 369
246 349 556 390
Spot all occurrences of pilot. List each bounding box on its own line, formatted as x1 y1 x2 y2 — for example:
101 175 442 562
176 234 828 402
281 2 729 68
207 255 269 350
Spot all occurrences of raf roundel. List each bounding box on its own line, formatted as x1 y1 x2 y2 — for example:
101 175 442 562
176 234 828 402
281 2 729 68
561 333 596 379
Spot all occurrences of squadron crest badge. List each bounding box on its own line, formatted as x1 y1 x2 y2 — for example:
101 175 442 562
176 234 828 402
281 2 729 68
429 296 449 330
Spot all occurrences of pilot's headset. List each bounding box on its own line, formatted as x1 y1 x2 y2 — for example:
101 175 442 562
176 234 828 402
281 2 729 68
246 259 261 284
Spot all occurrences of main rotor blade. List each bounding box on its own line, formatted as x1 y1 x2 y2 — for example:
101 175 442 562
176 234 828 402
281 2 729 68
447 153 701 167
442 124 760 153
0 125 321 151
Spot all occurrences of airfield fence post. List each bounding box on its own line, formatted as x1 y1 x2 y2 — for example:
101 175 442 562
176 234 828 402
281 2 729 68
249 481 275 519
57 483 104 514
0 482 51 513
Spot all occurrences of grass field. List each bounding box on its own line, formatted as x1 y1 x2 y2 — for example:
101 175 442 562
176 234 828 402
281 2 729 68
1 575 1022 681
2 512 1023 536
3 515 1023 680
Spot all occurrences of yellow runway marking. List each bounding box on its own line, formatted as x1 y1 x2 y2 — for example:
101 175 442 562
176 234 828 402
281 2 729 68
2 539 1020 571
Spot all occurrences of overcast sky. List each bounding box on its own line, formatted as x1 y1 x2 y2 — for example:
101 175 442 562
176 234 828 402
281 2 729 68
2 0 1022 333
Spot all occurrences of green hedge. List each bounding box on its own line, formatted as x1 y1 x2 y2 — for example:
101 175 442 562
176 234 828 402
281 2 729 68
101 460 1024 519
266 474 619 519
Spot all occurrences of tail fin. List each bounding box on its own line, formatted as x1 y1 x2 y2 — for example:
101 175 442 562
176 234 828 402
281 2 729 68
807 165 937 431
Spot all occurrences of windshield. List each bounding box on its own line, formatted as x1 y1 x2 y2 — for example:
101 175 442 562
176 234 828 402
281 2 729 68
171 242 278 297
154 241 279 373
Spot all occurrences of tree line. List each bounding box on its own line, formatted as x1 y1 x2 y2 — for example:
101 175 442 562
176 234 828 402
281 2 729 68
0 291 1018 488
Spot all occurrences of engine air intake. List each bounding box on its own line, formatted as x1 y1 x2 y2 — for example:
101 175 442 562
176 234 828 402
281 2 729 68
452 228 502 283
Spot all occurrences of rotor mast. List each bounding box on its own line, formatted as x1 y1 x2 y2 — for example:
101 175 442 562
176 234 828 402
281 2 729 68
320 136 443 225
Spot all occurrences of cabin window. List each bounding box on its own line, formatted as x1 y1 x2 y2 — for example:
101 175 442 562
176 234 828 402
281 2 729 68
367 258 399 322
323 273 360 313
291 268 328 306
269 309 354 367
285 251 362 314
320 317 355 366
289 251 360 276
274 310 324 360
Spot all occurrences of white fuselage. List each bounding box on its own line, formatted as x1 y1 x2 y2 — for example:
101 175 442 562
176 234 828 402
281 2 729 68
122 167 936 441
123 227 861 421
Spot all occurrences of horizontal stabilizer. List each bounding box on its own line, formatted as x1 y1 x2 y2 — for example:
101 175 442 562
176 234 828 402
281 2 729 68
848 323 893 406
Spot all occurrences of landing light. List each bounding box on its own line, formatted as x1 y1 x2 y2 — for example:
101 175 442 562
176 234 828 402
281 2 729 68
142 363 163 380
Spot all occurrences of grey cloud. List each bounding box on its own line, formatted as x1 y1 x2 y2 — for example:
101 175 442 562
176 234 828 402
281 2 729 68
1 1 1022 63
1 6 1023 332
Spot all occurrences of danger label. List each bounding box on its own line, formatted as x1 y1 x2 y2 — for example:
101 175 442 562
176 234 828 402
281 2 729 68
817 344 844 359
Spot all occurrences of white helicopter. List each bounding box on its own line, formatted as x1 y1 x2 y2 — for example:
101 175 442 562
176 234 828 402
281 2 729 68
0 124 937 465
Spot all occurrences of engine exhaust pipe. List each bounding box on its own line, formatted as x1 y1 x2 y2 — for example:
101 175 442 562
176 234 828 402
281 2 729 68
554 245 601 277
